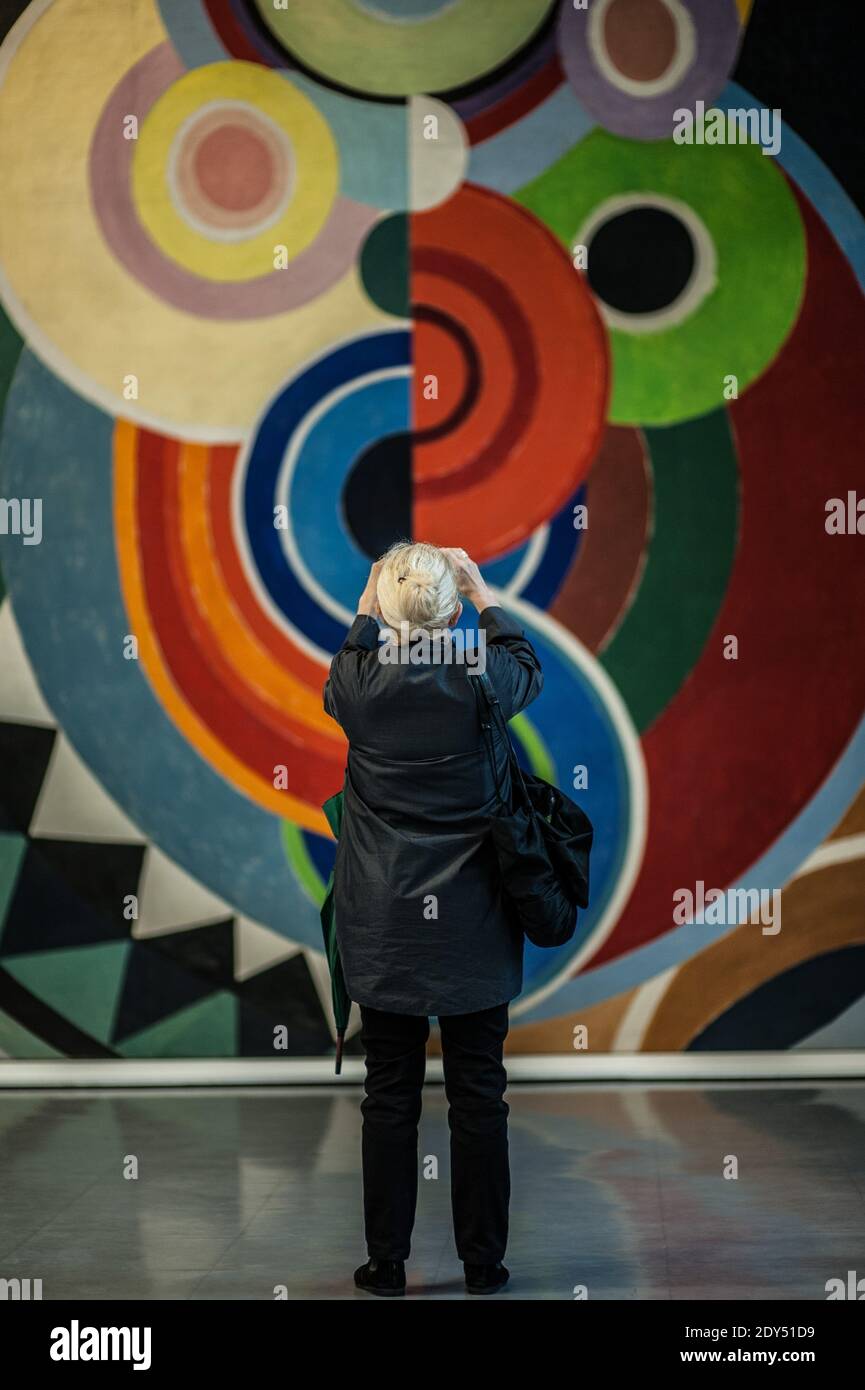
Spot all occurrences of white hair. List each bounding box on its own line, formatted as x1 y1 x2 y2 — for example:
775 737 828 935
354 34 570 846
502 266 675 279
376 541 459 633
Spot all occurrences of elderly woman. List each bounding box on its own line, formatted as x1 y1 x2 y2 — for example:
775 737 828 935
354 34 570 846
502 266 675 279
323 541 542 1297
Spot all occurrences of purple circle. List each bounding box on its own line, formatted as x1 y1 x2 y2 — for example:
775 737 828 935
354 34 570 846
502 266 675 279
557 0 742 140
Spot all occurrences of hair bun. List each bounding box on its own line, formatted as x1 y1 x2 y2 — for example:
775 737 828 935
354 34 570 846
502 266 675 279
377 542 459 631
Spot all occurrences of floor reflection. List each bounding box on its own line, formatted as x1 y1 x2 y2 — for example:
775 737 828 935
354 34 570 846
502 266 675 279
1 1081 863 1300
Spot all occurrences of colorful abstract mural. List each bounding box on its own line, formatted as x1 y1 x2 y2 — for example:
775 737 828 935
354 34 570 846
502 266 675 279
0 0 863 1060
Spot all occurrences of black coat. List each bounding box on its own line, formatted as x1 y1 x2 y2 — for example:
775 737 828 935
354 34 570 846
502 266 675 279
322 605 543 1016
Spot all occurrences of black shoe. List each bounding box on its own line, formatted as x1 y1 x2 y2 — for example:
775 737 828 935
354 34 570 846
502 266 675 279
464 1261 510 1295
354 1257 406 1297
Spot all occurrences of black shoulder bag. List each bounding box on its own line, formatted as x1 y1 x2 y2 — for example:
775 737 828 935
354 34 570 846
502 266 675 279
473 671 593 949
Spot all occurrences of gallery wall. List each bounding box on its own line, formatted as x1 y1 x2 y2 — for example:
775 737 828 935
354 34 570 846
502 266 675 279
0 0 863 1061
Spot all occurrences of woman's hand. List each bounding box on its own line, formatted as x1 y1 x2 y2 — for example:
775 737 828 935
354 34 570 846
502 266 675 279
442 548 496 612
358 559 384 618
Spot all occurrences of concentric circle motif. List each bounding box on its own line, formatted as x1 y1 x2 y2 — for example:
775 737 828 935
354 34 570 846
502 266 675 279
88 43 380 326
239 325 592 647
558 0 742 139
113 415 344 832
517 128 806 424
169 102 294 241
0 0 387 437
242 330 413 652
408 184 609 555
131 62 338 279
254 0 555 97
165 0 562 150
355 189 608 563
577 193 717 332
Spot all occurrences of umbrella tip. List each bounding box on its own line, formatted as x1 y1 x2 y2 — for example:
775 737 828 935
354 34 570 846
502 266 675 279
335 1031 345 1075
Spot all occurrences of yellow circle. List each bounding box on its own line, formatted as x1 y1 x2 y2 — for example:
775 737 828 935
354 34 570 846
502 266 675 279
131 62 338 282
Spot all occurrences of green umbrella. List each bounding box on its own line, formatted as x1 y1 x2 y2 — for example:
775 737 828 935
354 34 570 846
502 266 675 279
320 786 351 1074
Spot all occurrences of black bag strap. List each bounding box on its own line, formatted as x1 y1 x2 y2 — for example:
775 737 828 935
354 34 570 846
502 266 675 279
472 673 505 806
471 671 530 809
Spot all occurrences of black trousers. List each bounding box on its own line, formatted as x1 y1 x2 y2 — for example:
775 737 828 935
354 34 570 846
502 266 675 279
359 1001 510 1264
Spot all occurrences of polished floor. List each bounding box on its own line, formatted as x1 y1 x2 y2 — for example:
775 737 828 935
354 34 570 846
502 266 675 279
1 1080 863 1300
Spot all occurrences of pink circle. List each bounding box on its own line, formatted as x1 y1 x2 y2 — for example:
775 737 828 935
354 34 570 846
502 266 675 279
193 124 274 213
604 0 677 83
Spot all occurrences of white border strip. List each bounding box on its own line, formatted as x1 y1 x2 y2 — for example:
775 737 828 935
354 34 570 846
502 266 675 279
1 1052 863 1087
793 832 865 877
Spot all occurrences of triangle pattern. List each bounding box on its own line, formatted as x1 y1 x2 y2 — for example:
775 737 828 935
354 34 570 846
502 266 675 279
0 669 335 1055
0 601 55 727
0 837 144 956
234 914 302 981
3 940 130 1044
0 1006 63 1058
111 935 223 1043
133 844 233 937
0 831 26 929
29 734 145 843
143 918 235 990
117 991 237 1057
0 721 56 834
237 951 334 1056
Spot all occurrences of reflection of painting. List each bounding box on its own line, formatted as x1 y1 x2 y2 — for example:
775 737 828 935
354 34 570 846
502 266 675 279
0 0 863 1060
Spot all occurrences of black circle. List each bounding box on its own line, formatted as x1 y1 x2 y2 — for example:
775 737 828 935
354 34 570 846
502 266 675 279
342 432 412 560
586 205 696 315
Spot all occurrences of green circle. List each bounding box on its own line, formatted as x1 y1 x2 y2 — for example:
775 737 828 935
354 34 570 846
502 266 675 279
516 130 807 426
360 214 409 317
254 0 554 98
